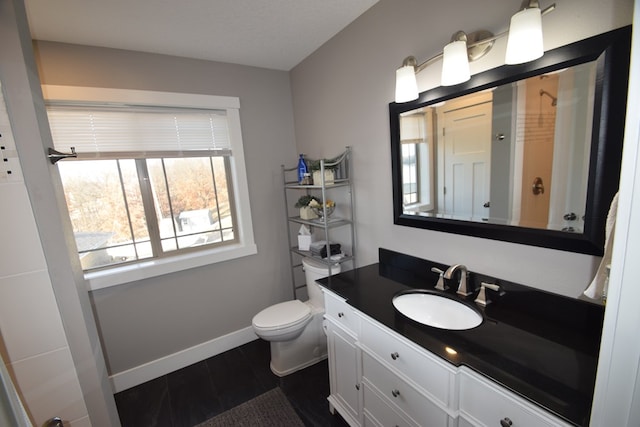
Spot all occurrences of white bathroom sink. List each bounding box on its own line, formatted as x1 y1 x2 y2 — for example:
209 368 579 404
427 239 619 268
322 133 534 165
392 291 483 330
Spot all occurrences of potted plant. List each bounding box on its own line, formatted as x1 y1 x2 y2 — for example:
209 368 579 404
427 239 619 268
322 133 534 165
308 198 336 219
295 195 320 219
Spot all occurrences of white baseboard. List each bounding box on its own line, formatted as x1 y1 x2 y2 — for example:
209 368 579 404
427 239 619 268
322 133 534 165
110 326 259 393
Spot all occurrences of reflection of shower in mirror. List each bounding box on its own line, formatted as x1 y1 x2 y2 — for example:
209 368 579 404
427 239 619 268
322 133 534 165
539 89 558 106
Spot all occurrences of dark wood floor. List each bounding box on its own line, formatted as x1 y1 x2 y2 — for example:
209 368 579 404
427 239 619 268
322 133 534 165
114 338 349 427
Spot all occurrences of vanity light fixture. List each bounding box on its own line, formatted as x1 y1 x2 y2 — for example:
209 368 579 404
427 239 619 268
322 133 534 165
394 0 555 102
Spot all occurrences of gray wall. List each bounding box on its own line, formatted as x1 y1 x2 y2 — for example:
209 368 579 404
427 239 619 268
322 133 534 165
34 42 298 374
290 0 633 298
489 84 514 224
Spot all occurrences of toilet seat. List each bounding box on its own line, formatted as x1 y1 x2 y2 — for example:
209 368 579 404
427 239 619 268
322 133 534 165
252 300 312 340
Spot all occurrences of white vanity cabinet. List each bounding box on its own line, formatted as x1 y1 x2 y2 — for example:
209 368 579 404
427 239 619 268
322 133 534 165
323 288 574 427
324 288 456 427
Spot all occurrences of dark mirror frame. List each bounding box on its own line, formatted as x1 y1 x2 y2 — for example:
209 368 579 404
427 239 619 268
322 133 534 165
390 26 631 256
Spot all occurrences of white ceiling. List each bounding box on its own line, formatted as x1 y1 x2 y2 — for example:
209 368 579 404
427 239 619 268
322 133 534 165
24 0 380 71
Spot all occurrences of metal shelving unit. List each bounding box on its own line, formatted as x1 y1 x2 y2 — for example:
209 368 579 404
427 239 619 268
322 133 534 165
282 146 356 299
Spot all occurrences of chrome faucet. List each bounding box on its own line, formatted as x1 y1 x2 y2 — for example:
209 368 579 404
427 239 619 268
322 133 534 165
444 264 471 296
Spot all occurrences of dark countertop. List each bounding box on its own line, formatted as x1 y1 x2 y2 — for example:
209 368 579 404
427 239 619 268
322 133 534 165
317 249 604 427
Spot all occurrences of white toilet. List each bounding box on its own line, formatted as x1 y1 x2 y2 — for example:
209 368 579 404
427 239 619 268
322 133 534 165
252 257 341 376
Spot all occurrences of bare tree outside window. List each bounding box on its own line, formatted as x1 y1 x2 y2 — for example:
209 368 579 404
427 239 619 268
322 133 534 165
59 156 236 271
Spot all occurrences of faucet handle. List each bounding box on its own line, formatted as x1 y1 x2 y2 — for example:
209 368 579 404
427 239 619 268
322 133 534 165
431 267 448 291
474 282 501 306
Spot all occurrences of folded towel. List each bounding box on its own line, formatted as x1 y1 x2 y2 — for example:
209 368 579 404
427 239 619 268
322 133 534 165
584 192 618 300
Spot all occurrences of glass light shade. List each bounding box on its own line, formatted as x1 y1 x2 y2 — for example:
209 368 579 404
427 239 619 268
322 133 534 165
505 7 543 64
441 40 470 86
395 65 419 103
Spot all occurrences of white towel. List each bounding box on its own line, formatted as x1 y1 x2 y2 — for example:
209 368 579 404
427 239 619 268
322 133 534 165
583 192 618 300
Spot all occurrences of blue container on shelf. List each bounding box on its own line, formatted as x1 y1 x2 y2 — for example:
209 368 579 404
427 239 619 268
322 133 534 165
297 154 308 184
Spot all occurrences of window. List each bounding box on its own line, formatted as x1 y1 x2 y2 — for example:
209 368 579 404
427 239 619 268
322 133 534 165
401 142 419 204
399 111 434 212
43 86 256 289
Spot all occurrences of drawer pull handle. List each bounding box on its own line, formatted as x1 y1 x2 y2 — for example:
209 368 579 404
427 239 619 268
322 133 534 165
391 389 400 397
500 417 513 427
391 352 399 360
338 312 344 318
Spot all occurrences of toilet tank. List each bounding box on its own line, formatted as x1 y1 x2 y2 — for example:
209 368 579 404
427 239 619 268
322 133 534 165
302 257 341 308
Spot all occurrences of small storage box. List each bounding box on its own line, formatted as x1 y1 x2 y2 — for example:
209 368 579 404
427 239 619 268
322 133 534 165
298 234 313 251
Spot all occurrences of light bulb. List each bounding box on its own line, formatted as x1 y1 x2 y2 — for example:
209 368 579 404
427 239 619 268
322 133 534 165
395 65 419 103
441 40 470 86
505 7 544 65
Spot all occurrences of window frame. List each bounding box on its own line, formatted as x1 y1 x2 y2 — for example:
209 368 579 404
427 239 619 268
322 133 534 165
43 85 257 290
399 111 435 213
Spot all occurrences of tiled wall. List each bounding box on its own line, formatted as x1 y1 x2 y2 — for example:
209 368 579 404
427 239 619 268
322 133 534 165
0 85 90 426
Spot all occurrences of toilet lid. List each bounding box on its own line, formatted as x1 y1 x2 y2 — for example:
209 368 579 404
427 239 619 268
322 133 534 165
252 300 311 330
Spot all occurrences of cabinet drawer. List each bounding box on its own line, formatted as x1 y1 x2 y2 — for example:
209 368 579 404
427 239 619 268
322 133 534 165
360 316 454 407
363 383 416 427
363 352 450 427
324 290 360 335
459 368 572 427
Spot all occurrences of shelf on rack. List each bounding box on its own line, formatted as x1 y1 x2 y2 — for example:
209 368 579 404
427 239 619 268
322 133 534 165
287 216 352 228
289 247 354 265
284 179 350 190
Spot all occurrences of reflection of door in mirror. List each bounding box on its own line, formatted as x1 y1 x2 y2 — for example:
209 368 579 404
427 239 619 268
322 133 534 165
436 92 492 221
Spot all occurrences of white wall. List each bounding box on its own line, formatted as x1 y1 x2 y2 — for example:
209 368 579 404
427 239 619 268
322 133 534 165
290 0 634 298
0 117 89 427
591 1 640 424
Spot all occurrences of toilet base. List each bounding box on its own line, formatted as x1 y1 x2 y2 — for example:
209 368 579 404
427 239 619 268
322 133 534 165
268 310 327 377
270 353 327 377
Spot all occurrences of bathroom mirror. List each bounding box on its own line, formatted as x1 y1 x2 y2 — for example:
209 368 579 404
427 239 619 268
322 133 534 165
390 26 631 256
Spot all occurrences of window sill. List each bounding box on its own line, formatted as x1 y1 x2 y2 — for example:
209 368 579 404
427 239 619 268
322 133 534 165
403 203 434 213
84 243 257 291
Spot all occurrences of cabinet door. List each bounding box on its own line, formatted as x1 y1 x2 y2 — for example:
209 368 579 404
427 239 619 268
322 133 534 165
327 321 361 426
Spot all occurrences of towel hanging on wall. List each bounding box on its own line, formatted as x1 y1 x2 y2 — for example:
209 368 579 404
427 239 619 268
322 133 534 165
583 192 619 300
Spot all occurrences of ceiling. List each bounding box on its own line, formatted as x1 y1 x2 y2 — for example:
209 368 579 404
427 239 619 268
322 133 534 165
24 0 380 71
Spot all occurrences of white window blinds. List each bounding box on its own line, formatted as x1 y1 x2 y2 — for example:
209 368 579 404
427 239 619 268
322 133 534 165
46 105 231 154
